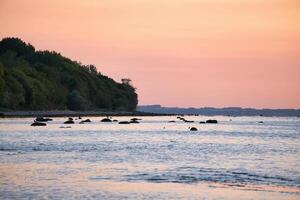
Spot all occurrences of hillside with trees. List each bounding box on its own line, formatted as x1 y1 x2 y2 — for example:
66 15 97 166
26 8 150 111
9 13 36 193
0 37 138 111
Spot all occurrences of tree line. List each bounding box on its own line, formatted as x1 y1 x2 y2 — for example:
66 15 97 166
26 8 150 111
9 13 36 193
0 37 138 111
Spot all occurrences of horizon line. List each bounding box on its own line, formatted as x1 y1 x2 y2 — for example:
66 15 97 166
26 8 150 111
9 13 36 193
138 104 300 110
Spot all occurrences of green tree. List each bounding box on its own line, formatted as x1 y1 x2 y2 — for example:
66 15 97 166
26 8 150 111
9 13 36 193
66 90 86 110
0 37 138 111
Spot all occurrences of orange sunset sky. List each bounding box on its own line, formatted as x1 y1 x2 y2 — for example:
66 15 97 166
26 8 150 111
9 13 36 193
0 0 299 108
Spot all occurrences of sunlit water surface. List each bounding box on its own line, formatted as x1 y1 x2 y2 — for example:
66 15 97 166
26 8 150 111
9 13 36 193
0 116 299 199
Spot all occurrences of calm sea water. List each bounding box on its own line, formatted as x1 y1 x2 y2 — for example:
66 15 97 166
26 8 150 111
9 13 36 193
0 116 299 199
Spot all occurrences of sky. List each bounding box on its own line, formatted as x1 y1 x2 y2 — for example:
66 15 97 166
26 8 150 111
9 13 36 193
0 0 299 108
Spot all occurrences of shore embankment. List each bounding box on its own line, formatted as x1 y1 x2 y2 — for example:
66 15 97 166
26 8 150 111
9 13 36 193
0 110 172 118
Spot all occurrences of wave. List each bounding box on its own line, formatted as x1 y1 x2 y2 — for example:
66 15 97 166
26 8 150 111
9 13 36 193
125 167 299 187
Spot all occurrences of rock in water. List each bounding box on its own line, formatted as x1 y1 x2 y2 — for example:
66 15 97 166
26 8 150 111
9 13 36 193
101 118 112 122
131 118 142 121
31 122 47 126
206 119 218 124
81 119 91 123
190 127 198 131
130 120 139 124
64 120 74 124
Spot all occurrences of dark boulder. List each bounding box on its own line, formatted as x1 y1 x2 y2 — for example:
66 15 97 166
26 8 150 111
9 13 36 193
190 127 198 131
101 118 112 122
199 121 206 124
168 120 176 123
31 122 47 126
79 119 91 124
113 119 118 122
130 120 139 124
81 119 91 123
64 120 74 124
206 119 218 124
131 118 141 121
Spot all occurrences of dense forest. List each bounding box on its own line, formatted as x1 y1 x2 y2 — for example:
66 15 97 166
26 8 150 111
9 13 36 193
0 38 138 111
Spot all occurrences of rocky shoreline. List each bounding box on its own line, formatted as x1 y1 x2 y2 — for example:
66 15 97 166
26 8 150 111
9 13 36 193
0 110 171 118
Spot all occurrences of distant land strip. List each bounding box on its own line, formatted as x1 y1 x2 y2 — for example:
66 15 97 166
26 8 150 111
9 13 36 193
137 105 300 117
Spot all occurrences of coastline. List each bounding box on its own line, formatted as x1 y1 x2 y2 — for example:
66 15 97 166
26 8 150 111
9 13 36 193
0 110 172 118
1 110 299 118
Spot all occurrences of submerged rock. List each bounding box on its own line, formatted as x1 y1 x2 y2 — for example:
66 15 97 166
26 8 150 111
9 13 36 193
131 118 142 121
81 119 91 123
35 117 52 122
206 119 218 124
31 122 47 126
183 119 194 123
119 121 130 124
168 120 176 123
59 126 71 128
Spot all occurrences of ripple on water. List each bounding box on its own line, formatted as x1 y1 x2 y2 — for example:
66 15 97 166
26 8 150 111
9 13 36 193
124 167 299 187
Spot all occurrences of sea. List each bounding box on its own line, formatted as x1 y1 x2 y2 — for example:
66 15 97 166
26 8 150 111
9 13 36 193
0 116 299 200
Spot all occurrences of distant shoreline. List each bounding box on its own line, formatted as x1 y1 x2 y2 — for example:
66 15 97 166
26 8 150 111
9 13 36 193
0 110 172 118
137 105 300 117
